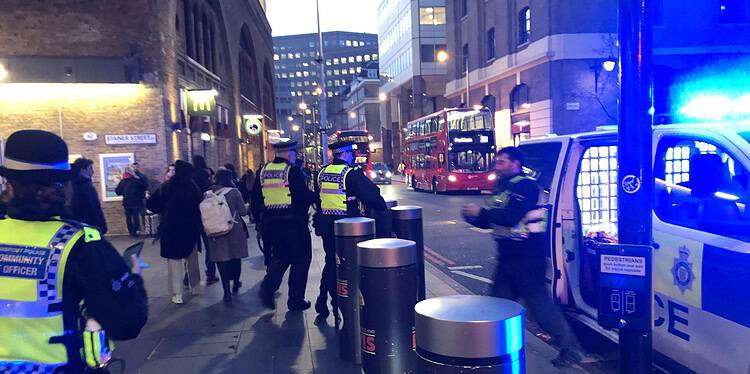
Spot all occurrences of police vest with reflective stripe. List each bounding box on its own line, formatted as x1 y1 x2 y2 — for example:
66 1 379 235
261 162 292 210
488 175 548 241
0 218 99 373
318 164 358 216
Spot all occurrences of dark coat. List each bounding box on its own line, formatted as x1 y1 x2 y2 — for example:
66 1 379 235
146 177 203 260
70 176 108 233
192 168 212 193
115 173 149 208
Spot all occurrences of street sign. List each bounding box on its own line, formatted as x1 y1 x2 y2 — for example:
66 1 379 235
243 115 263 136
595 243 652 332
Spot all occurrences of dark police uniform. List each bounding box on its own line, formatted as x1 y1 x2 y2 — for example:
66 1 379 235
251 141 316 310
314 141 387 318
465 172 581 357
0 130 148 373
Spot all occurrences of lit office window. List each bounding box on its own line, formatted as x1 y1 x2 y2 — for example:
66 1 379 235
328 92 333 97
304 81 310 86
303 62 309 67
295 53 301 58
296 72 302 77
274 54 279 61
346 40 352 46
287 53 294 59
364 55 371 61
334 69 340 75
372 54 378 60
357 67 362 72
519 7 531 45
356 55 363 62
281 73 288 78
349 56 355 63
420 7 447 25
719 0 747 23
349 67 355 74
334 58 340 64
291 92 296 96
326 59 331 65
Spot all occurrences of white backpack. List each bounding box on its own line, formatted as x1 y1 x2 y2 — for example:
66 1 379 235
200 188 236 237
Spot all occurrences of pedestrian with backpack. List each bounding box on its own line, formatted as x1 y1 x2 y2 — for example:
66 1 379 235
200 168 249 303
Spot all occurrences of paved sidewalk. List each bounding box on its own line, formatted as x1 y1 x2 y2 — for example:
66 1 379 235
110 226 577 373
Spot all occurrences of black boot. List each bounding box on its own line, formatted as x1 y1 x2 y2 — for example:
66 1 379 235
315 295 329 317
222 280 232 304
232 280 242 294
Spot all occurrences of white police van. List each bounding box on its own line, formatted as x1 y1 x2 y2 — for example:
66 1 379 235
518 122 750 373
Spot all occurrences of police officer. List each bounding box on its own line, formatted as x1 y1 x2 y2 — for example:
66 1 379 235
0 130 148 372
461 146 586 367
252 140 316 311
313 140 387 321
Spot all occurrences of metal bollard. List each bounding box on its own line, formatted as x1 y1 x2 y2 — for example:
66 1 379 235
415 295 526 373
335 217 376 364
373 198 398 238
385 198 398 209
358 238 418 374
391 205 425 300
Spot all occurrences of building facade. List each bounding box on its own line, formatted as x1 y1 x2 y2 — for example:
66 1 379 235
343 62 384 163
377 0 449 165
272 32 378 146
444 0 750 147
0 0 275 234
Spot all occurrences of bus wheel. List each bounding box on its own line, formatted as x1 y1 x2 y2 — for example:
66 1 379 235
432 179 438 194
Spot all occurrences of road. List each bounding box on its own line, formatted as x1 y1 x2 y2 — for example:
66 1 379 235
379 180 619 373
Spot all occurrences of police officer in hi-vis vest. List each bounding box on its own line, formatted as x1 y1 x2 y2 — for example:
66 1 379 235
0 130 148 373
313 140 386 322
461 146 586 367
252 140 317 311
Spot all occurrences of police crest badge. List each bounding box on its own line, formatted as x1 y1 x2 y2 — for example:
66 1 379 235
671 246 695 294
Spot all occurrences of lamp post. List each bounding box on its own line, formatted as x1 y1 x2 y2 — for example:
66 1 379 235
435 50 469 105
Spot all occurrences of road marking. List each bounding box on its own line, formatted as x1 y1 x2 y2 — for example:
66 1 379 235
424 252 446 266
469 227 492 233
450 270 493 284
447 265 483 270
424 245 456 266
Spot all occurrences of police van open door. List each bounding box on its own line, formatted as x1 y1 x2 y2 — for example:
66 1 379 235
520 125 750 374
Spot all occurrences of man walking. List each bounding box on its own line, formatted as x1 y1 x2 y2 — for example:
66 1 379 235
115 164 148 236
70 157 108 233
462 146 586 367
313 140 387 322
252 140 317 311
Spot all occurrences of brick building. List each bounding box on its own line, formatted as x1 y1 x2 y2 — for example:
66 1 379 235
0 0 275 234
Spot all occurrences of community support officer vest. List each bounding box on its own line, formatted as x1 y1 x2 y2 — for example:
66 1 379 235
0 218 100 373
488 175 548 241
318 164 358 216
260 162 292 210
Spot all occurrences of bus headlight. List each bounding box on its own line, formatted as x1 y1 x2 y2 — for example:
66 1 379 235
488 174 496 181
385 171 392 178
448 175 457 182
369 171 377 178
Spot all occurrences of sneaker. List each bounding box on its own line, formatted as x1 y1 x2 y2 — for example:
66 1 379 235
288 300 312 311
171 294 184 304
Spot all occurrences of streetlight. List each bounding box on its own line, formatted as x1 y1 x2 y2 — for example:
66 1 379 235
298 102 308 111
436 50 449 63
602 58 617 72
287 116 294 122
292 124 300 132
435 51 470 106
349 111 357 119
379 92 388 102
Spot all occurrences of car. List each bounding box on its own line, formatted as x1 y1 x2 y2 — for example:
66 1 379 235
368 163 392 184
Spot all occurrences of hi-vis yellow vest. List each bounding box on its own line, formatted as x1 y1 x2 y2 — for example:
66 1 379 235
261 162 292 210
487 175 548 241
0 218 100 373
318 164 356 216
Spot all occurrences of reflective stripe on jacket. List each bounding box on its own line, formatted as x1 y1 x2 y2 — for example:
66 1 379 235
488 175 547 241
260 162 292 210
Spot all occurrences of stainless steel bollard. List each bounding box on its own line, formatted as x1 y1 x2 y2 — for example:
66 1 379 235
358 238 418 373
415 295 526 373
391 205 425 300
385 198 398 209
335 217 376 364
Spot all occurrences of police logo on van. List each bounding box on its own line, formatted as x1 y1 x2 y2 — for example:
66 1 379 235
671 246 694 294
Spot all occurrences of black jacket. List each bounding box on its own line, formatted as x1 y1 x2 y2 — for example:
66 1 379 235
115 173 149 208
146 177 203 259
251 157 317 223
70 176 108 234
3 204 148 372
192 168 212 193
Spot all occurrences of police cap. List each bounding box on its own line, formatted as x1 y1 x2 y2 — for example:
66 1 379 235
272 139 298 151
329 140 358 153
0 130 71 184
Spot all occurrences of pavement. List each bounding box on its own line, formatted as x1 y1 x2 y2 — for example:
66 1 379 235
108 218 584 373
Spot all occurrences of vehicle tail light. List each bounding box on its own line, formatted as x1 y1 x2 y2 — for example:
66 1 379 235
448 175 457 182
488 174 496 181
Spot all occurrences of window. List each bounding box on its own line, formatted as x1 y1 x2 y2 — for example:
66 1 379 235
719 0 747 23
420 7 447 25
487 28 496 61
333 58 339 65
654 137 750 241
461 0 468 17
349 56 355 63
576 145 619 237
462 44 469 75
273 54 279 61
356 55 362 62
519 7 531 45
364 55 371 61
510 84 530 112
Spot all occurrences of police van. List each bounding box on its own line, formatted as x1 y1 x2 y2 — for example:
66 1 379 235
518 122 750 373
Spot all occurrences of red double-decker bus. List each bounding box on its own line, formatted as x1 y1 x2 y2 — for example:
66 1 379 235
329 130 372 173
404 108 496 193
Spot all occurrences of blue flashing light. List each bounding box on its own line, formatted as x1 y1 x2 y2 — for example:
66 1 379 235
671 59 750 121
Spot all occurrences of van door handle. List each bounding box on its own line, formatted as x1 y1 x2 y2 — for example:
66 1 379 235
565 250 575 262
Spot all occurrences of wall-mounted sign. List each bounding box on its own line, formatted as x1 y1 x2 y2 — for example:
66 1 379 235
565 102 581 111
83 132 98 141
453 137 474 144
243 114 263 136
105 134 157 145
186 89 217 116
99 153 134 202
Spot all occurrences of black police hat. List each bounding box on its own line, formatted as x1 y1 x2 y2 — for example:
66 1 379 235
0 130 71 184
272 139 298 151
328 140 358 153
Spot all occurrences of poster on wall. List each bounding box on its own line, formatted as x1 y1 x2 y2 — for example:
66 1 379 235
99 153 134 202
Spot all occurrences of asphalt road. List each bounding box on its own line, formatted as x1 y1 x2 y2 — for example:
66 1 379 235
379 180 620 373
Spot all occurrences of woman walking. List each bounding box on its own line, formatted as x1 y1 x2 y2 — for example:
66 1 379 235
147 160 204 304
206 168 249 303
